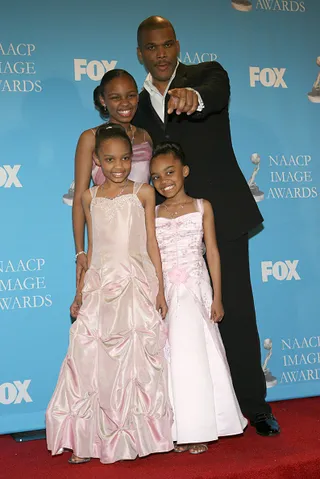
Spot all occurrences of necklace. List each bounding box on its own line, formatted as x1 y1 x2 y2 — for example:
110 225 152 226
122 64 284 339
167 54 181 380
126 124 135 145
162 200 190 219
100 178 129 200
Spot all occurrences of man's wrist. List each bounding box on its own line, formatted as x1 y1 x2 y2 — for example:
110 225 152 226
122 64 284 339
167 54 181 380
186 88 205 111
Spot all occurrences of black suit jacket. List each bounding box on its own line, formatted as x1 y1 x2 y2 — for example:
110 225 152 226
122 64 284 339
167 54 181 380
133 61 263 240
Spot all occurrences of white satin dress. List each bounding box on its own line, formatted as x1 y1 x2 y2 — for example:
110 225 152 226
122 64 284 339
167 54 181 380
156 199 248 444
46 182 173 463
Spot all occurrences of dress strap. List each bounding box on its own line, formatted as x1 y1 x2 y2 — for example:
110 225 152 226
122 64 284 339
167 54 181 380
133 182 143 195
196 198 204 214
155 205 160 218
90 128 96 136
89 185 99 198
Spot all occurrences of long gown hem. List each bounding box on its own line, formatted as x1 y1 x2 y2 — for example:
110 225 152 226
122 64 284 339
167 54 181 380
48 445 174 463
174 427 247 444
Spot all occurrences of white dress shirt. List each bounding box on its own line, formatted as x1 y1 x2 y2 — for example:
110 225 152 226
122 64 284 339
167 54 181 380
143 61 204 123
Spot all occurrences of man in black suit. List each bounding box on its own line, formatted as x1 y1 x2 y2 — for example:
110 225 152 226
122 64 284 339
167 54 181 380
134 16 280 436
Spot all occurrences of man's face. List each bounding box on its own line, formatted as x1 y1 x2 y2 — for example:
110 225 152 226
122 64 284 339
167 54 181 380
137 27 180 85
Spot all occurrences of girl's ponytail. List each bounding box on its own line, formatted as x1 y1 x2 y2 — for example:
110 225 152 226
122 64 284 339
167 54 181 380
93 85 108 120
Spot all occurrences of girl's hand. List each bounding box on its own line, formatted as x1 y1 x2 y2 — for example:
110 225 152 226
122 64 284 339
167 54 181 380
156 292 168 320
76 254 88 288
211 299 224 323
70 293 82 318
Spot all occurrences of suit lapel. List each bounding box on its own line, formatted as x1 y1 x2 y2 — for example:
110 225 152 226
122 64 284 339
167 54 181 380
139 89 165 131
165 63 189 126
168 62 189 90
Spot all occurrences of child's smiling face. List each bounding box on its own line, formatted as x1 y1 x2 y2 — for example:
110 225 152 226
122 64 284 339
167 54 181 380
95 137 132 184
100 75 139 125
150 153 189 199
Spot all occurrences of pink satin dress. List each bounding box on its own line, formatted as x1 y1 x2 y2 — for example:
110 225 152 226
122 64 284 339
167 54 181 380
156 199 247 444
46 182 173 463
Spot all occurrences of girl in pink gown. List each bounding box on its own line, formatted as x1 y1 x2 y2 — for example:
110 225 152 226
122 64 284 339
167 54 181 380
46 125 173 464
150 142 247 455
73 69 152 289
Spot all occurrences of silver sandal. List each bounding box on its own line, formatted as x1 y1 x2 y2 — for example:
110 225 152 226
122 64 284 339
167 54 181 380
189 443 208 455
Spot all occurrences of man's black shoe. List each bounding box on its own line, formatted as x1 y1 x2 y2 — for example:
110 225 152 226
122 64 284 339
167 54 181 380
251 413 280 436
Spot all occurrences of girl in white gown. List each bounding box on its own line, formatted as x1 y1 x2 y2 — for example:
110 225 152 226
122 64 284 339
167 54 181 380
150 142 248 454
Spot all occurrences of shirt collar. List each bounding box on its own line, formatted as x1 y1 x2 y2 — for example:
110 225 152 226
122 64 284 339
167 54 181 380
143 60 180 97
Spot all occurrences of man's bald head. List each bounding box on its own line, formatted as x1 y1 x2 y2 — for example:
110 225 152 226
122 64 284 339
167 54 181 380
137 16 176 47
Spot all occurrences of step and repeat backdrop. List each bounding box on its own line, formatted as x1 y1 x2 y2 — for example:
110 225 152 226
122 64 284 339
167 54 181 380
0 0 319 434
